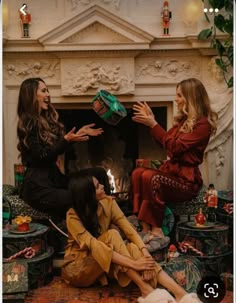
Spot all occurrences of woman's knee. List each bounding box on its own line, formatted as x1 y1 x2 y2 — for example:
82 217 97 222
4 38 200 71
132 167 146 179
100 229 123 243
107 228 123 240
141 169 157 181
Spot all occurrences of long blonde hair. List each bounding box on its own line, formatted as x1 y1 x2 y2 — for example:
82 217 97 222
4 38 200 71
174 78 218 135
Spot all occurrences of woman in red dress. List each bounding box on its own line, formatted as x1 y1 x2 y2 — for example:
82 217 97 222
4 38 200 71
131 78 218 246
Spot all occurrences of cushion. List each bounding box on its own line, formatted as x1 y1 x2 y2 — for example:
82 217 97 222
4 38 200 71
161 256 204 292
3 184 18 196
4 194 49 221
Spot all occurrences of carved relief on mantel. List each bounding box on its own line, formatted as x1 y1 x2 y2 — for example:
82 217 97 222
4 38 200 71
3 59 60 83
68 0 121 10
61 58 134 95
61 22 132 43
135 57 201 82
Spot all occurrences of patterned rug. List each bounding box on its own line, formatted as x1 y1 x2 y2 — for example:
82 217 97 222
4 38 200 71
24 276 140 303
24 276 233 303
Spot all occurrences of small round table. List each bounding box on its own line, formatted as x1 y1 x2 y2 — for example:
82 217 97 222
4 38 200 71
3 223 49 258
176 221 232 275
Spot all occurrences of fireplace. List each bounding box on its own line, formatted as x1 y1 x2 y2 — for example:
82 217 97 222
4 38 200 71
57 106 167 194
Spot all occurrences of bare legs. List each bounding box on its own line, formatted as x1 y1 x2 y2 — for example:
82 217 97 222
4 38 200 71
126 268 186 301
126 268 154 297
102 229 187 301
158 270 187 302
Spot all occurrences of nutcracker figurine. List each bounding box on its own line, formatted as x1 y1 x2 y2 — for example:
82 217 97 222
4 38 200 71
161 0 172 36
19 4 31 38
167 244 179 261
204 183 218 222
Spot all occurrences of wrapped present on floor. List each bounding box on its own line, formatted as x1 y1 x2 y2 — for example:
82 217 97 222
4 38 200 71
3 260 28 296
136 159 163 169
217 190 233 209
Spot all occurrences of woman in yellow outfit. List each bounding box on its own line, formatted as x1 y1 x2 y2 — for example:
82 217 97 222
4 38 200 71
61 170 202 303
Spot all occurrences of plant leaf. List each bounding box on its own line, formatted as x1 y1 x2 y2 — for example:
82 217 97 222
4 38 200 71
215 58 228 72
224 18 233 35
227 76 233 88
225 0 233 12
227 46 233 66
215 39 226 56
204 12 211 23
214 14 225 32
198 29 212 40
209 0 225 9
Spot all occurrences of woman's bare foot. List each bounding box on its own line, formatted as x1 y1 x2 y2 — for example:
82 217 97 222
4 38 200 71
141 221 151 233
175 290 187 302
151 227 165 238
140 283 154 298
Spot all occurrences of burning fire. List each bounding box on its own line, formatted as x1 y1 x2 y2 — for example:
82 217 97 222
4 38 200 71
107 169 117 193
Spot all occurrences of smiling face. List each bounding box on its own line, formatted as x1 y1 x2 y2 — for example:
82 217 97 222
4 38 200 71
36 81 50 112
175 85 186 112
93 177 106 200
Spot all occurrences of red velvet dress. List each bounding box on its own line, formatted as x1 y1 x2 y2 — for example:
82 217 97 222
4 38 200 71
131 117 211 227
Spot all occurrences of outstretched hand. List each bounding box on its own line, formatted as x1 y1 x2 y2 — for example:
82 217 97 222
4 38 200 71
64 127 89 142
132 101 157 128
77 123 104 137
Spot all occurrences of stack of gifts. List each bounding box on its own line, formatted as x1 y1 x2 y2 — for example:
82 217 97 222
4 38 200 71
136 159 163 169
3 219 54 300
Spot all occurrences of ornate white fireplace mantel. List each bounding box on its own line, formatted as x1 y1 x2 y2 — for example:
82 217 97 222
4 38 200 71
3 1 233 190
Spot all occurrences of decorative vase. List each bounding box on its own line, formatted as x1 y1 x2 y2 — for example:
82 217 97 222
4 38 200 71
17 222 29 232
195 208 206 226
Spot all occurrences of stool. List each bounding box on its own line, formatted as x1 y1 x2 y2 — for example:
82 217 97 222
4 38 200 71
3 185 68 254
3 222 54 292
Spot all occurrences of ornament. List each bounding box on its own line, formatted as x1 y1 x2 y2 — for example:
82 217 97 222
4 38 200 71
14 215 32 231
167 244 180 261
195 208 206 226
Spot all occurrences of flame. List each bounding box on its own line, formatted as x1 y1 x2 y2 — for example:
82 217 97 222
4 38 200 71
107 169 116 193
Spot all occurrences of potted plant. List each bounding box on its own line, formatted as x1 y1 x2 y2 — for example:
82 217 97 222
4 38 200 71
198 0 233 88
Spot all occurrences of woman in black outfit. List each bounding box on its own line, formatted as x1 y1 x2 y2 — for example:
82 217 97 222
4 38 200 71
17 77 109 220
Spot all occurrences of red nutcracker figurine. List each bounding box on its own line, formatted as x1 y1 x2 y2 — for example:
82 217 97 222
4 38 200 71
204 183 218 222
19 4 31 38
204 184 218 208
161 0 172 36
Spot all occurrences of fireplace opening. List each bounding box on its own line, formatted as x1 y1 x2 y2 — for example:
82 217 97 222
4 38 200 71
57 106 167 195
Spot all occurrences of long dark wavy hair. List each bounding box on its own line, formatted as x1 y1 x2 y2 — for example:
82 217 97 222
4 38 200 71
17 77 65 155
68 171 101 238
